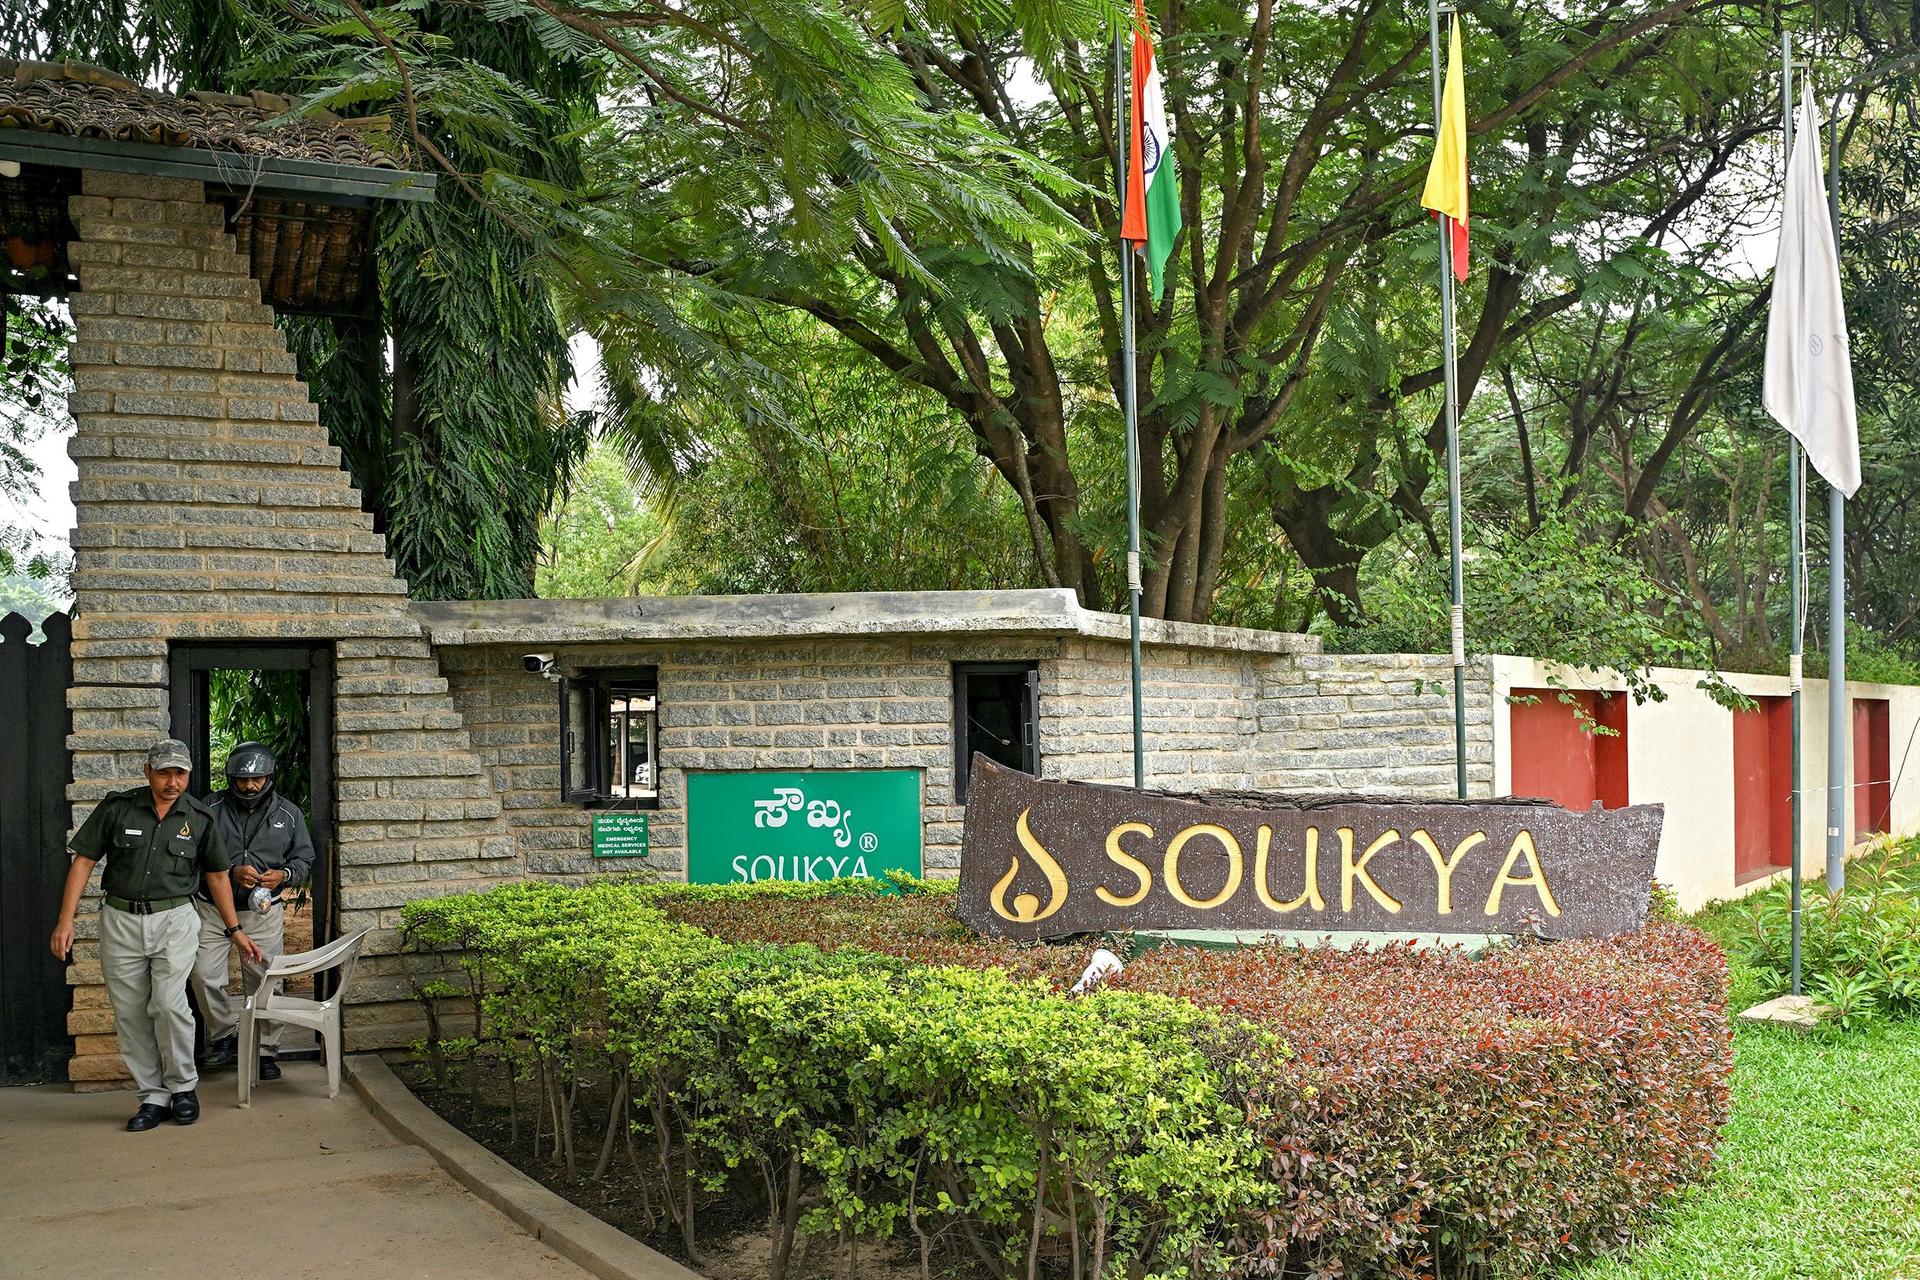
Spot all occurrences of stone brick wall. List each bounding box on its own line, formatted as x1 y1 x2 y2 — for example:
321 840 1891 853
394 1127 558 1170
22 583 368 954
1039 639 1262 790
1256 653 1497 796
439 636 1352 879
61 170 519 1079
439 637 1071 876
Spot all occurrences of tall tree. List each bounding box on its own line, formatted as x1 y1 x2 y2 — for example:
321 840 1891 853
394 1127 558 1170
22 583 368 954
492 0 1783 621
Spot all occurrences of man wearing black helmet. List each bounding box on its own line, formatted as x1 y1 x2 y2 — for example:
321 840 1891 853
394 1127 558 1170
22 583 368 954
192 741 316 1080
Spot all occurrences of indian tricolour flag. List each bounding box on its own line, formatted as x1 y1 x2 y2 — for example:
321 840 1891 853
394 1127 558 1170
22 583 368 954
1120 0 1180 302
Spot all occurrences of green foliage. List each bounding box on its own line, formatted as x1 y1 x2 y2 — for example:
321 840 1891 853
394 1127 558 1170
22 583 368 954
535 442 665 598
1808 624 1920 688
402 878 1266 1279
0 543 70 605
596 316 1040 597
206 668 311 815
25 0 1920 703
1333 492 1741 707
0 567 69 625
369 186 589 599
1735 836 1920 1025
0 298 72 588
1561 912 1920 1279
1 297 68 428
43 1 593 601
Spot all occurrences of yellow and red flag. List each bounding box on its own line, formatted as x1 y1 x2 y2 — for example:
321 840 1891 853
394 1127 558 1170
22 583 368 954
1421 16 1469 280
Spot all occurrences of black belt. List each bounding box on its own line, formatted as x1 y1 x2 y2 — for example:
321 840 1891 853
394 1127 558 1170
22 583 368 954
105 894 191 915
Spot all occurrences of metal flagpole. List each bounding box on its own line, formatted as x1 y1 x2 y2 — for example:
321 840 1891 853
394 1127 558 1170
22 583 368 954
1429 0 1468 799
1827 492 1846 893
1117 16 1146 789
1782 31 1804 994
1824 74 1847 891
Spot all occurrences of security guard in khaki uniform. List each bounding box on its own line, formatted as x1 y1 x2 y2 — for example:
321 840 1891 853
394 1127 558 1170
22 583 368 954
194 741 316 1081
50 739 263 1131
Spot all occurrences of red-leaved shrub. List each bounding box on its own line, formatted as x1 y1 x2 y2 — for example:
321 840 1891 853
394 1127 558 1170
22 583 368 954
1118 925 1730 1279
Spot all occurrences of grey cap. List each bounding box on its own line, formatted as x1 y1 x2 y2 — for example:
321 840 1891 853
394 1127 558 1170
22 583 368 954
146 738 193 771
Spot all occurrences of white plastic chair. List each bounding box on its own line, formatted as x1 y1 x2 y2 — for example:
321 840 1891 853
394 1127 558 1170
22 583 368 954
237 928 369 1106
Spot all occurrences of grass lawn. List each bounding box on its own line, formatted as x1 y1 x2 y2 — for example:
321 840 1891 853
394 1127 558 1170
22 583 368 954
1563 898 1920 1280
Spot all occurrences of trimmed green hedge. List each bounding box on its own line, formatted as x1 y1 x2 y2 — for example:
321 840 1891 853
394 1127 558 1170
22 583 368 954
401 878 1729 1280
403 879 1266 1278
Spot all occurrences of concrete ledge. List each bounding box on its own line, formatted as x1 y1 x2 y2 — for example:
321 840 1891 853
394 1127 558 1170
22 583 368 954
410 589 1320 657
345 1053 701 1280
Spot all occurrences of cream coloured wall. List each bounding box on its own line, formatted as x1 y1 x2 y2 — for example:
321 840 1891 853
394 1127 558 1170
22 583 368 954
1487 657 1920 911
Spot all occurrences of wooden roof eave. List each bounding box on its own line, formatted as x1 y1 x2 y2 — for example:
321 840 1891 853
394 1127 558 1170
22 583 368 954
0 129 436 206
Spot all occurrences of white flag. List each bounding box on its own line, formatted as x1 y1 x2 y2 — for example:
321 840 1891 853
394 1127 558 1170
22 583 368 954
1763 83 1860 497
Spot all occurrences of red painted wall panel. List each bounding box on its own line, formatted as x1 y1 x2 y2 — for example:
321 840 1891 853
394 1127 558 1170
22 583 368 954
1854 698 1891 839
1510 689 1629 811
1732 696 1792 881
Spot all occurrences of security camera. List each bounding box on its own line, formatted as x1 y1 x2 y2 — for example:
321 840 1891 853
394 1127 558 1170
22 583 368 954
522 653 556 676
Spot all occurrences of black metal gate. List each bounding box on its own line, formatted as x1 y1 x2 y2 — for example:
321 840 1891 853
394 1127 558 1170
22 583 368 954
0 611 74 1084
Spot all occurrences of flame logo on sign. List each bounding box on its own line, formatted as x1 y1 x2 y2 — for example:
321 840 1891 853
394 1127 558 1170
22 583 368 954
991 807 1069 924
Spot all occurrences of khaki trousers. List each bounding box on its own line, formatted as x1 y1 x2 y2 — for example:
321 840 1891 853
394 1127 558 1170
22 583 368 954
99 903 199 1107
191 897 288 1051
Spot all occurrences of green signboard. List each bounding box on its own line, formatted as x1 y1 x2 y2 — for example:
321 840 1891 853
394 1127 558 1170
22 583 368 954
591 811 650 859
686 770 923 884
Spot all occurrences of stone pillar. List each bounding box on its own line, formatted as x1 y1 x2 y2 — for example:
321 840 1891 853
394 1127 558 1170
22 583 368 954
63 170 517 1086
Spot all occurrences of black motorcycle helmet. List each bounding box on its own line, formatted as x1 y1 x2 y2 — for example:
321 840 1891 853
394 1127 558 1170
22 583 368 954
224 741 277 810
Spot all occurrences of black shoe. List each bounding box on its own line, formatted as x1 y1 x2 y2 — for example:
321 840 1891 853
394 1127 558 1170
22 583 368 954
170 1090 200 1125
202 1036 238 1069
127 1103 172 1132
257 1056 281 1081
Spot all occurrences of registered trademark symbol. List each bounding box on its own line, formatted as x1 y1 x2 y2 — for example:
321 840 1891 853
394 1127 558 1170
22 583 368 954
859 832 878 853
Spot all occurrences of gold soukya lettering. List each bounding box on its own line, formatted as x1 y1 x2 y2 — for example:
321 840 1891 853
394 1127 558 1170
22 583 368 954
1484 830 1561 916
1254 825 1324 912
1163 823 1243 910
1341 827 1403 914
1098 822 1154 907
1409 829 1485 915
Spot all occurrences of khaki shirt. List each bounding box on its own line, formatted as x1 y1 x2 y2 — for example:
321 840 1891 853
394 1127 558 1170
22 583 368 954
69 786 230 902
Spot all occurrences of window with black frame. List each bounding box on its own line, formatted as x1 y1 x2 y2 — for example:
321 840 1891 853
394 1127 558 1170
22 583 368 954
952 662 1040 803
560 667 660 806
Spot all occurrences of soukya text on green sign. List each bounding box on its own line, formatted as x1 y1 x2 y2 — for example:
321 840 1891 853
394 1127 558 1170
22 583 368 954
686 770 923 884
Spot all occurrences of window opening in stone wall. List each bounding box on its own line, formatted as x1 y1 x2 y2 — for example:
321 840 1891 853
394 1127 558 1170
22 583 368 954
608 685 658 801
953 662 1040 803
561 667 660 807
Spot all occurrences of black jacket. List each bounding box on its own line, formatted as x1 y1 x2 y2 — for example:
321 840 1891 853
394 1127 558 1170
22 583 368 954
203 790 317 892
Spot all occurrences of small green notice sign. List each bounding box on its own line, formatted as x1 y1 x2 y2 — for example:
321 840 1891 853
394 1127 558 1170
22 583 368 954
591 811 650 859
687 770 923 884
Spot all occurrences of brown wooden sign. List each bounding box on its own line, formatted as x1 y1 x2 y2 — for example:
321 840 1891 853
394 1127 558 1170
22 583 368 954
955 758 1663 941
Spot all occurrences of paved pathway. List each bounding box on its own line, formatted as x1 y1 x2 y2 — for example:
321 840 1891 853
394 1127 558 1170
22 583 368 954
0 1062 593 1280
